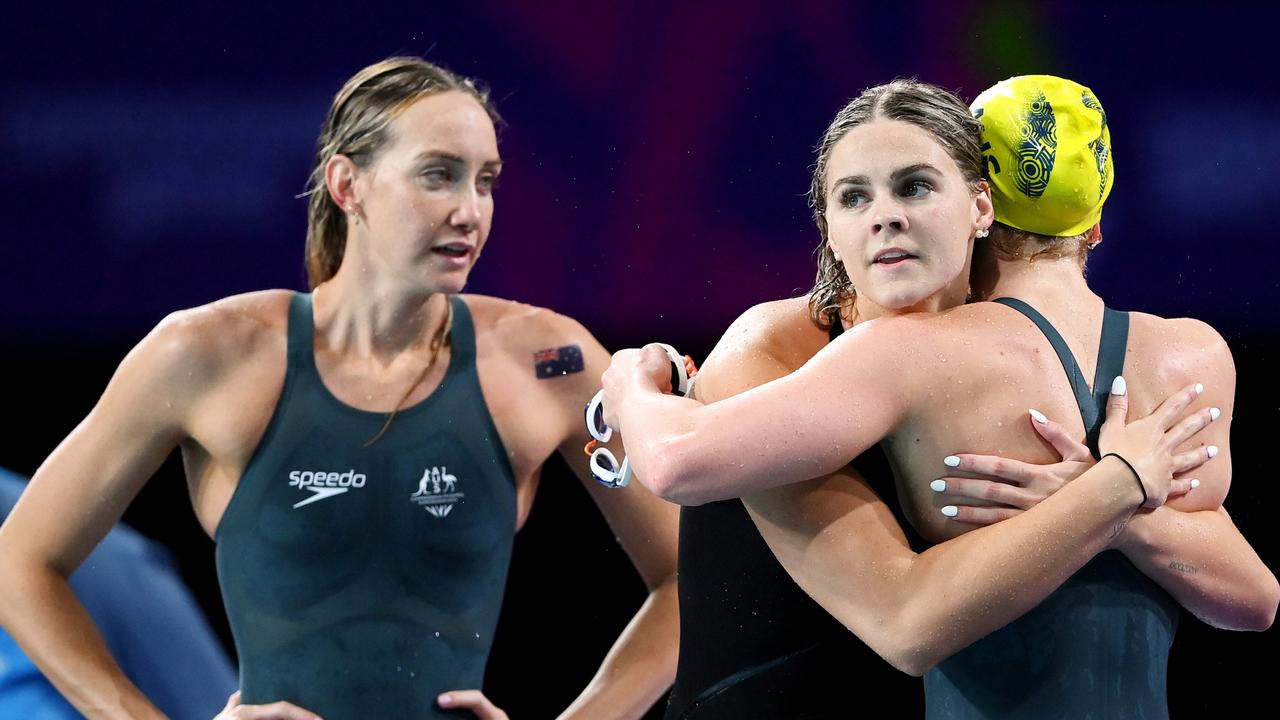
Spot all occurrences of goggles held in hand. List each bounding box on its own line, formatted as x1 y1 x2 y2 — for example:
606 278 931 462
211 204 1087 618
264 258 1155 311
585 344 696 488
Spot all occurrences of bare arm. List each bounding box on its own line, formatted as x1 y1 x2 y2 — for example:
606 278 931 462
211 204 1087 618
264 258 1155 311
0 317 199 720
687 305 1213 675
788 400 1224 676
1117 506 1277 630
744 463 1142 676
945 439 1279 633
602 318 910 504
938 458 1277 633
546 325 680 720
1119 322 1279 629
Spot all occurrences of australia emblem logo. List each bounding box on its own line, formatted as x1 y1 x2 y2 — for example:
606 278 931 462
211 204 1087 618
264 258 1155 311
411 466 464 518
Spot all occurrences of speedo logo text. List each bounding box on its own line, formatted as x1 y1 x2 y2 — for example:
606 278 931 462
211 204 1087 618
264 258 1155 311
288 469 367 509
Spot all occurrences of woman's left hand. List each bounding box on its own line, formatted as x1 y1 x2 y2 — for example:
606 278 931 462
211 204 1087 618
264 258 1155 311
933 410 1205 524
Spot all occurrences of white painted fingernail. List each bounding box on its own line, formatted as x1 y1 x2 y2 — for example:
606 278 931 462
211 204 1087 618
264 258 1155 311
1111 375 1127 396
944 455 961 468
1029 408 1048 424
1194 383 1204 395
1191 479 1201 489
1207 445 1219 458
941 505 959 517
1209 407 1221 421
930 479 947 492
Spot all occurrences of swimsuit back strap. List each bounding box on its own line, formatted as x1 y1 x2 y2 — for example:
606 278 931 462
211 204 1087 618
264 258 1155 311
992 297 1128 457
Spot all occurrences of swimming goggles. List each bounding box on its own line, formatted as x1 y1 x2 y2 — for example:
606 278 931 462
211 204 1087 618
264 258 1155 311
584 343 696 488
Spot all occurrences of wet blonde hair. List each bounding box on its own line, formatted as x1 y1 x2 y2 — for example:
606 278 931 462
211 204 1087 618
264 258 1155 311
302 57 500 288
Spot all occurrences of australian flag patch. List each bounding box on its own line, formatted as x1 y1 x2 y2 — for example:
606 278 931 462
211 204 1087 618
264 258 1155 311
534 345 585 379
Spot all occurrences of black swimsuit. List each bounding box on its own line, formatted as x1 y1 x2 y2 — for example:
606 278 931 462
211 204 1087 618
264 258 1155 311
216 294 518 718
665 318 923 719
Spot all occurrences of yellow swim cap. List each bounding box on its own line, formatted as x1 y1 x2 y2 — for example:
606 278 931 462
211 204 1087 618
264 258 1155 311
971 75 1113 237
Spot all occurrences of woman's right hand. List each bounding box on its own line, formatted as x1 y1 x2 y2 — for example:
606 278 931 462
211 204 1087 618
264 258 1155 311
214 691 323 720
437 689 510 719
601 344 676 430
1097 376 1220 508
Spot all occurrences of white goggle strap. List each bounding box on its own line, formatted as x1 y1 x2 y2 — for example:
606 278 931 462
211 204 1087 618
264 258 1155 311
584 389 612 443
586 343 688 489
589 448 631 488
654 343 691 397
615 457 633 488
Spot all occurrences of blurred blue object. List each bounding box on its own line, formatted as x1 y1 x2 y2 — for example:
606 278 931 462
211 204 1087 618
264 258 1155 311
0 468 237 720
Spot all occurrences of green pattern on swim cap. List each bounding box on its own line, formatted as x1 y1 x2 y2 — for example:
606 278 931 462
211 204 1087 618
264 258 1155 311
1081 91 1110 199
1014 92 1057 199
971 74 1115 237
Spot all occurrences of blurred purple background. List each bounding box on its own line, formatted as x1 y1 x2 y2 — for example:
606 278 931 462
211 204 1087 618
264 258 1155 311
5 1 1278 346
3 1 1276 716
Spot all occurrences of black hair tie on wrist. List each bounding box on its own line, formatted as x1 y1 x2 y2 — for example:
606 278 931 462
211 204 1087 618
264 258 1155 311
1102 452 1147 507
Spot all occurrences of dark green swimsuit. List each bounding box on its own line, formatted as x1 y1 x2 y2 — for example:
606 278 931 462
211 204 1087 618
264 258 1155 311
215 294 517 718
924 298 1179 720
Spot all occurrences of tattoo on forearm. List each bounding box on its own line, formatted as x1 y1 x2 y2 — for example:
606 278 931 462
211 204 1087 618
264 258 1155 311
1168 560 1199 575
534 345 585 379
1106 520 1128 540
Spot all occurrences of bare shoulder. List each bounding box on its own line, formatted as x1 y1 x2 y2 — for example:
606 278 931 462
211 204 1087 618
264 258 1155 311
138 289 292 390
706 296 825 369
460 293 605 413
1128 311 1234 378
885 300 1065 357
460 293 602 358
906 301 1012 336
1127 314 1236 508
696 296 827 401
834 302 984 353
1130 312 1231 353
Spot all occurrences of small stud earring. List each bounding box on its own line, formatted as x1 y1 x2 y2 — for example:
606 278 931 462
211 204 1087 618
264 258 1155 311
976 228 989 239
